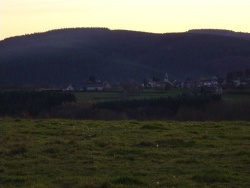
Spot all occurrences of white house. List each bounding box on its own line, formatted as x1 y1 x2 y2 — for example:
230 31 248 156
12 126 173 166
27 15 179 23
203 80 212 87
82 82 104 91
64 84 75 91
211 76 219 85
147 81 164 88
233 79 241 87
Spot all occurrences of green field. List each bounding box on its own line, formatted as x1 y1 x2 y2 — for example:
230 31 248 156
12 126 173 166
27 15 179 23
74 89 188 103
1 119 249 187
74 89 250 104
222 93 250 101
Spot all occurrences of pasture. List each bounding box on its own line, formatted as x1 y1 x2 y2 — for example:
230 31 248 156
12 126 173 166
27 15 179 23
222 92 250 101
74 88 250 104
1 119 249 187
74 89 188 103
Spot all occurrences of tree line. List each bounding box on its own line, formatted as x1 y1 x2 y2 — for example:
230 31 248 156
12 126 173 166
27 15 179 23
0 91 76 117
2 91 250 121
93 94 222 119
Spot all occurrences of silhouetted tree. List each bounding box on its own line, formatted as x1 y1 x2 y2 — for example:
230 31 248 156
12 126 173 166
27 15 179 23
142 78 148 87
152 76 160 82
88 74 96 83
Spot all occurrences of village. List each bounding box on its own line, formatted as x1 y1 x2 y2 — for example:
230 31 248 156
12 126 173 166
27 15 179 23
64 71 250 95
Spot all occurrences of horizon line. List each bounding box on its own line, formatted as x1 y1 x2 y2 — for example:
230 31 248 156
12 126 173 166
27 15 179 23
1 27 250 41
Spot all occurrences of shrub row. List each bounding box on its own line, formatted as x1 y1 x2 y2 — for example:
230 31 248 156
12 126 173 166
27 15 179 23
0 91 76 116
2 92 250 120
41 94 240 121
94 94 221 112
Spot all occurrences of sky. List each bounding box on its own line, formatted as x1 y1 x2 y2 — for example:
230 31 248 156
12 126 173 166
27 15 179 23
1 0 250 40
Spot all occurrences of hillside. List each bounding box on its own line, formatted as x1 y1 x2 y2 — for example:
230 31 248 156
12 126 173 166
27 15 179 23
1 28 250 86
188 29 250 41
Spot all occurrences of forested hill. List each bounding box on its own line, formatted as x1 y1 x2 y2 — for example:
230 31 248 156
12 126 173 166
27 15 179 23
188 29 250 41
1 28 250 86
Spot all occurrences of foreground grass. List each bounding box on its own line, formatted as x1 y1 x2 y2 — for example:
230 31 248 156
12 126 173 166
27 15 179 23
0 119 249 187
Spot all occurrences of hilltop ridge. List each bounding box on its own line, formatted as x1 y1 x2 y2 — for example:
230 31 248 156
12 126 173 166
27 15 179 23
188 29 250 41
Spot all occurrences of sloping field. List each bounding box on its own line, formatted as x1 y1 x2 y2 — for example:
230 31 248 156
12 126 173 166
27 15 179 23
1 119 249 187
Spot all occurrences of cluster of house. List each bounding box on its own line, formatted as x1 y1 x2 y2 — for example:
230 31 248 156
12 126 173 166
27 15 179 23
177 76 249 89
145 73 172 88
63 73 250 93
144 74 223 90
63 81 111 92
144 73 250 94
174 76 222 89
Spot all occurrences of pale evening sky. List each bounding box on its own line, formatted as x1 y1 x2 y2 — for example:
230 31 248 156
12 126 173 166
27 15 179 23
1 0 250 40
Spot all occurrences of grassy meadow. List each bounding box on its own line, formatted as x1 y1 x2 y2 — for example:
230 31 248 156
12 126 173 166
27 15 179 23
74 89 186 103
1 119 249 187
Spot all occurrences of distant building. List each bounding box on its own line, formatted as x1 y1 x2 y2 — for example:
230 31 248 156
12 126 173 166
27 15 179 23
82 82 104 91
147 81 163 88
145 72 173 89
203 80 212 87
211 76 219 85
63 84 75 91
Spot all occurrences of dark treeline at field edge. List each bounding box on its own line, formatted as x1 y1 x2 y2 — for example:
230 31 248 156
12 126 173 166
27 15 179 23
0 91 76 117
47 94 250 121
94 94 221 113
44 94 249 121
1 91 250 121
93 95 222 120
